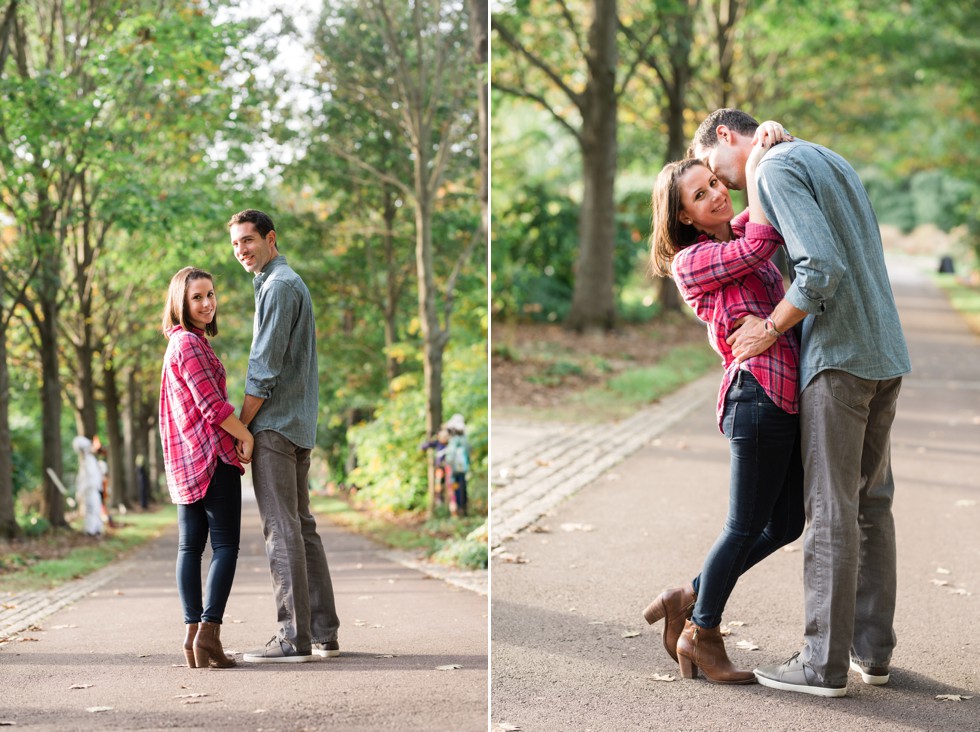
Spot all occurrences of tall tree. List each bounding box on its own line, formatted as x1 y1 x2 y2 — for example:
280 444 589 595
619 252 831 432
310 0 479 513
493 0 659 331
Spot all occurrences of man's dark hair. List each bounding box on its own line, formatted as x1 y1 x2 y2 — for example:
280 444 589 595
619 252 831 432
690 108 760 155
227 209 276 238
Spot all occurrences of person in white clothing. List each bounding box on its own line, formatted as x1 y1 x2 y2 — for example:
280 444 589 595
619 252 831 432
72 436 104 536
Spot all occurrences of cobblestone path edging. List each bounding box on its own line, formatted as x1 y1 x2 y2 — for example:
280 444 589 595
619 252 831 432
490 372 716 547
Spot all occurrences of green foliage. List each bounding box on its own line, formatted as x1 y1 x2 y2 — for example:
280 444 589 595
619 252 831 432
348 340 487 514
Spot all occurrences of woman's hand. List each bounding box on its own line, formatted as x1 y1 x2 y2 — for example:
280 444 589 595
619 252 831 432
236 435 254 464
753 120 793 149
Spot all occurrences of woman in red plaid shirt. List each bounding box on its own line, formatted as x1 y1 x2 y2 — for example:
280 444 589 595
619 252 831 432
641 123 805 685
159 267 254 669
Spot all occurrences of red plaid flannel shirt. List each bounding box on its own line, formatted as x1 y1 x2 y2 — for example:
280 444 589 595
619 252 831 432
159 326 243 504
671 210 801 431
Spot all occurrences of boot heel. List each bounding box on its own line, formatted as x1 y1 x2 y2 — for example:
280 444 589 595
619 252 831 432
193 646 210 668
183 623 199 668
643 597 666 625
678 654 698 679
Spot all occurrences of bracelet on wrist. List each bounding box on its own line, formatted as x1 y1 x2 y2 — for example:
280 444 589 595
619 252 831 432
764 316 784 337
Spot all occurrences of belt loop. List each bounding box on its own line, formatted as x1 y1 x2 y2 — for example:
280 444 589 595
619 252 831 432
735 368 744 387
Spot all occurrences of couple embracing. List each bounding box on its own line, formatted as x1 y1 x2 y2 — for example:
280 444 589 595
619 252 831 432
644 109 910 697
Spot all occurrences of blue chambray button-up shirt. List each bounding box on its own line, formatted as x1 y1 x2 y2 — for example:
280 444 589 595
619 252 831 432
245 255 319 449
756 140 912 391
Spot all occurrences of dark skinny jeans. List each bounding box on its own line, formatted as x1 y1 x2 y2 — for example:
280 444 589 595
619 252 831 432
691 370 805 628
176 460 241 625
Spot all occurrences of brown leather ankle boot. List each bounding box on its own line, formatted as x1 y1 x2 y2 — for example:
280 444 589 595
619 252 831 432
193 621 236 668
183 623 199 668
642 583 696 662
675 619 756 684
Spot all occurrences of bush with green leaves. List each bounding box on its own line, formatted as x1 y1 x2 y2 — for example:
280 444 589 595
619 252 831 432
347 340 487 514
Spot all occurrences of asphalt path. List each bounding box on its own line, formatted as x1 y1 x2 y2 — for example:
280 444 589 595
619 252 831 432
1 488 489 731
490 254 979 731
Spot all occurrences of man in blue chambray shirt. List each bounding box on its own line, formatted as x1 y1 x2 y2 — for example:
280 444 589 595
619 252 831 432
692 109 911 697
229 209 341 664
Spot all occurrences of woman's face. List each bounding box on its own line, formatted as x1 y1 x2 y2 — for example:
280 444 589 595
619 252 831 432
677 164 734 232
186 277 216 331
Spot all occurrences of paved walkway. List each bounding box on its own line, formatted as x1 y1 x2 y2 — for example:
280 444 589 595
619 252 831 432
1 489 488 731
491 253 979 731
491 373 715 546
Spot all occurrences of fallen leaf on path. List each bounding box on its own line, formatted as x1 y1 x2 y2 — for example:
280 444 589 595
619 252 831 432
930 579 949 587
719 627 732 637
498 552 529 564
18 637 38 643
622 630 640 638
535 458 551 467
436 664 463 671
560 523 594 532
650 673 676 682
113 590 124 596
947 588 970 596
0 720 15 726
936 694 972 702
782 545 799 552
69 684 93 690
86 707 113 713
375 654 395 658
529 525 550 533
1 603 15 609
735 640 760 651
727 621 747 627
498 723 521 731
175 694 208 699
936 567 951 575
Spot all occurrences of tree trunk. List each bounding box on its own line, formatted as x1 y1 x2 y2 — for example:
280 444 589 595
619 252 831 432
382 189 401 384
103 356 127 509
38 302 67 527
72 338 99 439
566 0 619 332
124 366 137 506
468 0 488 240
0 323 19 539
415 193 448 516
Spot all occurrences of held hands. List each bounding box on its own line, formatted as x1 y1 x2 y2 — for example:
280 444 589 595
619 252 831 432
236 436 254 465
726 315 776 364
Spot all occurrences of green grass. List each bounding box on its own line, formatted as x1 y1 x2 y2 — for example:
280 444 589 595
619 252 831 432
514 340 718 423
310 494 487 569
0 506 178 593
935 273 980 335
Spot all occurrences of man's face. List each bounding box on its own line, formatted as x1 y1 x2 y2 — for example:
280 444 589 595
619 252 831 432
694 127 747 191
230 221 277 274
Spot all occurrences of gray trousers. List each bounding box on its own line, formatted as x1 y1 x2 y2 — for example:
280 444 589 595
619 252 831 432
252 430 339 652
799 370 902 686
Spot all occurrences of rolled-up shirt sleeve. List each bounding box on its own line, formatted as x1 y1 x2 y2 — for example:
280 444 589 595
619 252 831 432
246 280 298 400
757 159 846 315
672 210 783 298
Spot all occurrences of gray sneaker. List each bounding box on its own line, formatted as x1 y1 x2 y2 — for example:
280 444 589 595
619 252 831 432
754 652 846 698
242 637 314 664
850 658 889 685
312 640 340 658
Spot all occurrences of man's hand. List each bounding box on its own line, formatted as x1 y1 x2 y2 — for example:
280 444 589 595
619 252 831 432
236 437 253 465
726 315 776 363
